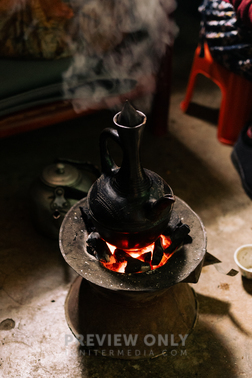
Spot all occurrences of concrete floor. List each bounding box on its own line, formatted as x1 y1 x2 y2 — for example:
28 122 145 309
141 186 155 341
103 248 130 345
1 2 252 377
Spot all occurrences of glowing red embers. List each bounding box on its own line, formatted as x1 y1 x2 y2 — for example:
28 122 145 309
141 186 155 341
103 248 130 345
101 235 175 273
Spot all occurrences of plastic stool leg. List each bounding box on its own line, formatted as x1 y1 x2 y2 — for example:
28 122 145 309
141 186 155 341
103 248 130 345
217 73 252 145
180 69 199 112
180 45 211 112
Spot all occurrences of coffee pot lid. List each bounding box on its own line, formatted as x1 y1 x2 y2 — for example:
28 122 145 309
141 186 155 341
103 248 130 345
41 163 80 187
117 100 144 126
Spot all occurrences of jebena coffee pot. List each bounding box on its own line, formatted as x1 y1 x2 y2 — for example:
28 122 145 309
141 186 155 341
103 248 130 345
87 101 175 249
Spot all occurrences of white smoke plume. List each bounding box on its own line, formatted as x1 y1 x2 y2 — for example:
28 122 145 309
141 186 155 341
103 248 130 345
63 0 178 113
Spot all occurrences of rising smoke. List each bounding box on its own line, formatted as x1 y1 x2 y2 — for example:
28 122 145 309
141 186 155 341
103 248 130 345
63 0 178 113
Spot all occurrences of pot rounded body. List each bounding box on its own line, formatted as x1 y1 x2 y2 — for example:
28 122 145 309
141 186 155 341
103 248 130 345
87 168 174 249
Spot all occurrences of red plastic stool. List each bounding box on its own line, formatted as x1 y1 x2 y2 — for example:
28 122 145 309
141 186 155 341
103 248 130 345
180 42 252 145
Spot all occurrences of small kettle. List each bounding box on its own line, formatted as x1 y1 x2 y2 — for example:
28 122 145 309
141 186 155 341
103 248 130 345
30 158 100 239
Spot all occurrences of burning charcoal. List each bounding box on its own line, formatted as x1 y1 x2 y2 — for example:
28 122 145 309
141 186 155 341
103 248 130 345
80 206 96 233
171 223 190 243
142 251 152 263
152 238 164 266
125 256 150 274
164 219 190 244
164 212 181 235
164 241 183 255
162 222 191 255
164 225 190 254
114 248 129 262
114 249 150 273
86 232 111 262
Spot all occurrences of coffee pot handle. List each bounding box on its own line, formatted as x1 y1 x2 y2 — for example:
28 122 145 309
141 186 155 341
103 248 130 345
100 127 121 175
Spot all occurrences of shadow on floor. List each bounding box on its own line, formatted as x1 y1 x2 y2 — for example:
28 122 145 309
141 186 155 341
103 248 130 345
242 277 252 295
76 318 237 378
184 102 219 126
196 292 252 337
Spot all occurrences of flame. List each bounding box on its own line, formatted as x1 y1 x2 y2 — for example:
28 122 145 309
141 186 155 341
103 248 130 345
160 234 172 249
106 242 117 254
103 248 128 273
102 235 174 273
125 243 155 259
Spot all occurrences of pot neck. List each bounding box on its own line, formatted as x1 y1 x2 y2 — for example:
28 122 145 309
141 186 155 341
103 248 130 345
113 115 150 197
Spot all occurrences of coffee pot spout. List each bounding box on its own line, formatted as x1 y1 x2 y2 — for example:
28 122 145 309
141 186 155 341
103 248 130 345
149 194 175 219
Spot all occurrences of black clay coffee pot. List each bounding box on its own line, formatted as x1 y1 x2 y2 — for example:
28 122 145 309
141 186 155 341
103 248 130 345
87 101 175 249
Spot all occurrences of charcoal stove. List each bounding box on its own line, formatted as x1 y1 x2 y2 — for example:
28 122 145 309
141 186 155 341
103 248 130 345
59 102 207 359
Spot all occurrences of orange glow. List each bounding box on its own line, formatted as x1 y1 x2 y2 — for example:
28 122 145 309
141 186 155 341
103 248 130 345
160 234 172 249
101 235 174 273
106 242 117 254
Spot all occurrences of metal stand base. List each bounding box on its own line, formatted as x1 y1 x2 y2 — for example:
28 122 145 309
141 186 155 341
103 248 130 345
65 276 198 359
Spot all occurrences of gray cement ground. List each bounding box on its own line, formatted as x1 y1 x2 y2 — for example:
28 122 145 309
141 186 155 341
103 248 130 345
1 2 252 377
